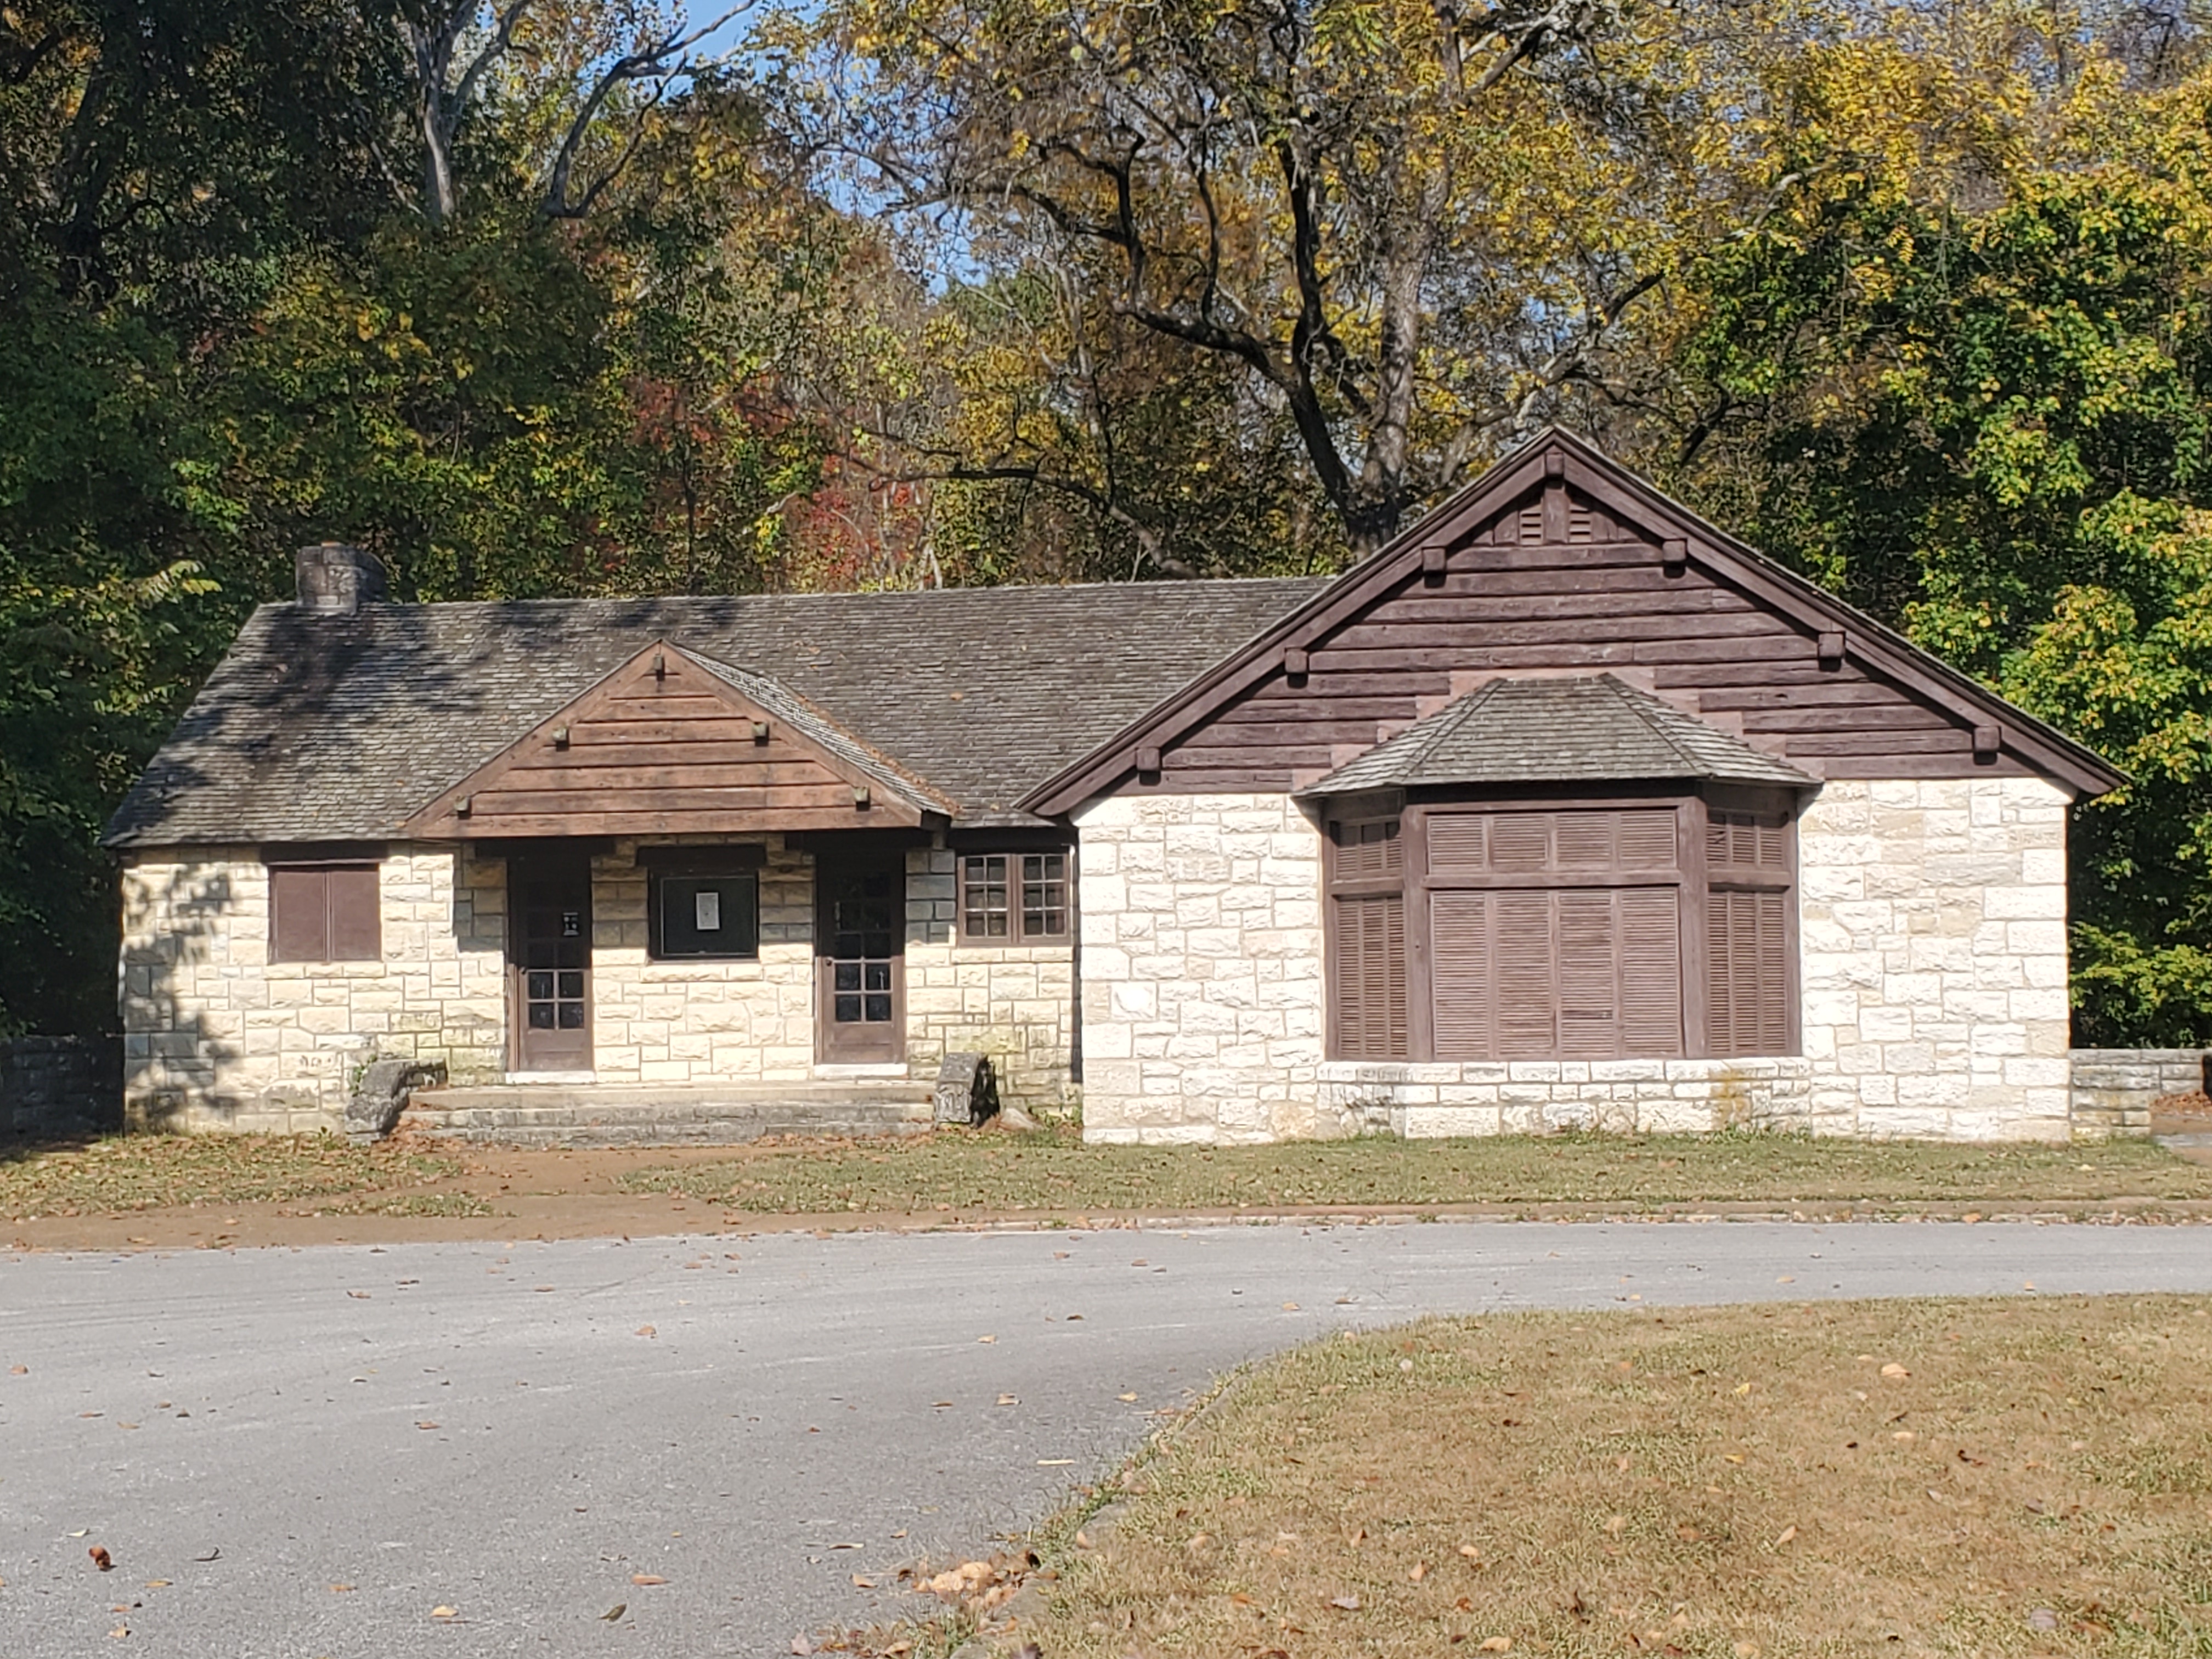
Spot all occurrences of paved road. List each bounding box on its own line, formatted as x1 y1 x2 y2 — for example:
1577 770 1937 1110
4 1220 2210 1657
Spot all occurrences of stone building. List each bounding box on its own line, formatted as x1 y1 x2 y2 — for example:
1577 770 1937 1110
106 431 2124 1142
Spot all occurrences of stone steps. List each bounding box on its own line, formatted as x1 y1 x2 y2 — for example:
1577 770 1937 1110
398 1081 936 1148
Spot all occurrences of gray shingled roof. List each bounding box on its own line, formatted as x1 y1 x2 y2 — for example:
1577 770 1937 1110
105 579 1328 847
1300 674 1816 794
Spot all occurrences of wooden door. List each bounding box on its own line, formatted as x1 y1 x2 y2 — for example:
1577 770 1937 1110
815 851 904 1064
511 859 592 1073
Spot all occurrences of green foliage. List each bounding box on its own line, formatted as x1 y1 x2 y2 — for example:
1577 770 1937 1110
1665 58 2212 1043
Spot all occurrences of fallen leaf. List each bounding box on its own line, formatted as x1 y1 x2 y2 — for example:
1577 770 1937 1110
69 1529 89 1538
1455 1597 1474 1612
792 1638 815 1656
630 1574 668 1586
635 1326 656 1339
329 1583 355 1593
1282 1302 1300 1311
1893 1430 1916 1442
415 1421 439 1430
977 1335 996 1344
1724 1454 1746 1465
1229 1592 1256 1606
1881 1363 1909 1379
1774 1525 1797 1545
347 1291 371 1300
1408 1562 1428 1582
90 1545 114 1571
1118 1392 1138 1402
1329 1595 1361 1611
997 1394 1019 1406
850 1575 875 1589
1480 1639 1513 1652
109 1627 128 1639
144 1582 169 1590
1734 1644 1762 1658
1458 1543 1482 1559
1674 1524 1702 1542
431 1606 458 1618
1185 1532 1211 1551
1037 1458 1073 1466
8 1364 24 1375
601 1604 626 1622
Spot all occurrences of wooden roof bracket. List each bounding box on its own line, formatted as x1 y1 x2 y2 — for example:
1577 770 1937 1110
1661 538 1688 577
1817 630 1846 670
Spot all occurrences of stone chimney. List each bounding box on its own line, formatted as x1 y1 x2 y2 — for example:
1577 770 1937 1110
294 543 387 613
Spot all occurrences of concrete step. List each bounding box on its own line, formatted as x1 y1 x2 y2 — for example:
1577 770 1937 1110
399 1081 936 1148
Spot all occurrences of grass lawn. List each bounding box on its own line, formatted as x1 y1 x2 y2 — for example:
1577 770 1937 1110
4 1125 2210 1226
1005 1296 2212 1658
618 1124 2212 1214
0 1134 475 1220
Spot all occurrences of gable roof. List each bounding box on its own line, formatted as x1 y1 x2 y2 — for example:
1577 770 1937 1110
1020 428 2124 814
400 640 956 838
1300 674 1816 795
103 578 1328 848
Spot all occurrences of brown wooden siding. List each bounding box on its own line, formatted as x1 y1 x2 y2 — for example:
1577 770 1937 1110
1151 479 2032 789
408 648 927 837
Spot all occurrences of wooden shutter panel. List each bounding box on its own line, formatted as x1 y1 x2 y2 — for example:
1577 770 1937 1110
1618 888 1684 1055
1429 891 1492 1058
1333 893 1407 1058
1707 889 1788 1054
1555 889 1619 1056
1493 890 1555 1056
270 868 328 962
326 866 382 961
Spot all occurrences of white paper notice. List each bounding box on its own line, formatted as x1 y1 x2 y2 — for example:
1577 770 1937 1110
695 889 721 931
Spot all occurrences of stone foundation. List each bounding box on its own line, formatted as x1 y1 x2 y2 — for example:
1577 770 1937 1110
1318 1057 1815 1138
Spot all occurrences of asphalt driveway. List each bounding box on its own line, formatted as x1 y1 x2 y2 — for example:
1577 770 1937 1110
4 1219 2210 1657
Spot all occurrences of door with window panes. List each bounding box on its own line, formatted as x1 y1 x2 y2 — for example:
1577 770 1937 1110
815 849 904 1063
510 857 592 1073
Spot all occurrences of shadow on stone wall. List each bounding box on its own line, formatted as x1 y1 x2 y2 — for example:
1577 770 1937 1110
2 1035 122 1147
122 862 246 1132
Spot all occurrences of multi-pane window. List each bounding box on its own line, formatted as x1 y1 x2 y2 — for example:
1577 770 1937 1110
958 851 1069 942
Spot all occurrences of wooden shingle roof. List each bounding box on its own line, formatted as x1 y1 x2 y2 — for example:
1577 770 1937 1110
1300 674 1816 794
103 579 1328 847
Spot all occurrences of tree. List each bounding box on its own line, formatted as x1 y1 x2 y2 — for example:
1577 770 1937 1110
809 0 1700 555
1653 20 2212 1042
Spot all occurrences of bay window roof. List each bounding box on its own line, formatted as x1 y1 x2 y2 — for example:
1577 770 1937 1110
1299 673 1816 795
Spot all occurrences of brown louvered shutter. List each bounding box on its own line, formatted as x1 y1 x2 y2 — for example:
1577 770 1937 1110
1333 893 1407 1058
1492 889 1555 1057
1707 888 1788 1054
1429 890 1491 1058
326 866 382 960
270 867 328 962
1618 888 1684 1054
1556 889 1619 1056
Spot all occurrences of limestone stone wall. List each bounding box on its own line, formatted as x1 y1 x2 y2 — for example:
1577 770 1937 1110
585 838 816 1085
1072 793 1327 1143
2069 1049 2206 1137
1796 778 2074 1141
901 846 1077 1110
120 846 506 1132
1318 1058 1814 1138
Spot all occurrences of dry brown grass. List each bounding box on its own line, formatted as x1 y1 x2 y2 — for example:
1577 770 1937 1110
1015 1297 2212 1658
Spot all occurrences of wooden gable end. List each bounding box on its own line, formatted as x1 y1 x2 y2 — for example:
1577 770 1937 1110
404 644 932 838
1022 431 2122 811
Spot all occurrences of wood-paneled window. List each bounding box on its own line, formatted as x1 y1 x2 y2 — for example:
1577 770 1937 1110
268 864 381 963
1705 808 1794 1055
1423 806 1684 1061
958 852 1069 942
1328 817 1408 1059
650 871 760 960
1322 797 1798 1063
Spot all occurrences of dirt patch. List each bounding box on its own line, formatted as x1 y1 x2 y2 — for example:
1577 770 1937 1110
1000 1296 2212 1658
